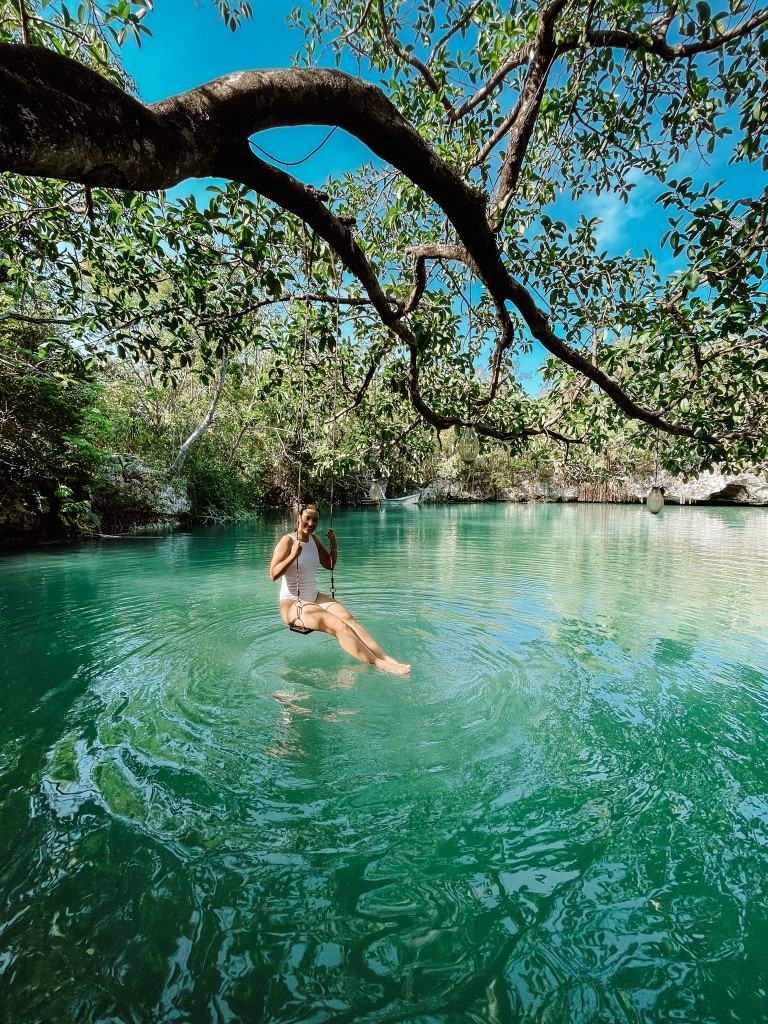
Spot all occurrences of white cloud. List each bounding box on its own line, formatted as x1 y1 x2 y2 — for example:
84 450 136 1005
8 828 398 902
579 170 659 254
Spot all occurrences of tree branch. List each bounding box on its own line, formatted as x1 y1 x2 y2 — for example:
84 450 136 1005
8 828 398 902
376 0 456 117
403 243 471 313
450 46 534 123
168 347 230 477
578 7 768 60
490 0 569 228
0 42 746 446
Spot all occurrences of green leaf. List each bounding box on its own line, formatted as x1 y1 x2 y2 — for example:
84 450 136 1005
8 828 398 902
696 1 711 22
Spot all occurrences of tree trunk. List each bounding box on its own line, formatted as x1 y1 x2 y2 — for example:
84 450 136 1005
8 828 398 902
168 351 229 478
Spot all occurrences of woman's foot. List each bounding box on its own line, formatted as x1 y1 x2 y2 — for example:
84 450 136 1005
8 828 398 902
383 654 408 668
376 658 411 675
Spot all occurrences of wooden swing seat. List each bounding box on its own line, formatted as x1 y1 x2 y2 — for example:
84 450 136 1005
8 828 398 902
289 623 314 635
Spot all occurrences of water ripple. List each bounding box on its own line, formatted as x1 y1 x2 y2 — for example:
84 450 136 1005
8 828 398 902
1 508 768 1023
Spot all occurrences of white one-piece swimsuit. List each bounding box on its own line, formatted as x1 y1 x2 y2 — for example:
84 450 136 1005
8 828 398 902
279 535 320 602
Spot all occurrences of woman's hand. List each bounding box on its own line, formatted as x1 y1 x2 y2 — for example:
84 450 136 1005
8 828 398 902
269 534 302 581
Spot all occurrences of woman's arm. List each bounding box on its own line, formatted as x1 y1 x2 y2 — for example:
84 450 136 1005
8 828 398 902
269 535 302 581
314 529 337 571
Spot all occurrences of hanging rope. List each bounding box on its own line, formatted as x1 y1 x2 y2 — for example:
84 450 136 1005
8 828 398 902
289 227 318 634
326 249 344 600
466 270 472 417
289 230 345 628
458 271 479 465
653 427 660 486
250 127 338 167
293 228 317 511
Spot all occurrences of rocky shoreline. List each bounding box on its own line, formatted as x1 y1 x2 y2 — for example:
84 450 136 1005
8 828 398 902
422 468 768 506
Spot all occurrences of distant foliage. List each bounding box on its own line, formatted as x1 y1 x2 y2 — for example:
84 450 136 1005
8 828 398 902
0 318 100 540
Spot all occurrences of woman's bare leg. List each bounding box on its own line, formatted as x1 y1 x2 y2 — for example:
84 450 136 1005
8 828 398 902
280 599 409 674
317 595 410 672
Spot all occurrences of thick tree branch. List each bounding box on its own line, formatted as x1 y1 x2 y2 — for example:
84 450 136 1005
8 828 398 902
490 0 569 227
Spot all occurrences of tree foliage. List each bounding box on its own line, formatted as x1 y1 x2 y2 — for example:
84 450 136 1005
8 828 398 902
0 313 100 537
1 0 767 478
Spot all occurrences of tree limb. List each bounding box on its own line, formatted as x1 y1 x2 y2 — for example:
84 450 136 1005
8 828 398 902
578 8 768 61
490 0 569 227
0 42 742 445
168 347 230 477
376 0 455 116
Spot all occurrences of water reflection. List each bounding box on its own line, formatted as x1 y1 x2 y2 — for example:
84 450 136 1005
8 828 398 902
1 507 767 1023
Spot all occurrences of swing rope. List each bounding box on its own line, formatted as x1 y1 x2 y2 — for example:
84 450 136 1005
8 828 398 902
467 271 472 420
289 227 318 635
289 229 343 629
457 271 480 468
326 248 345 601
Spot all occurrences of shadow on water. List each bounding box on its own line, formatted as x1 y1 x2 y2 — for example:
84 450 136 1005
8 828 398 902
1 506 767 1023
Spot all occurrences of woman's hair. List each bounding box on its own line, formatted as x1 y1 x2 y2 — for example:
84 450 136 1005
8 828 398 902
297 502 319 520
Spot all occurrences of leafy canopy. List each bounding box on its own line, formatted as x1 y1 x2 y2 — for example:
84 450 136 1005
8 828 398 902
1 0 767 473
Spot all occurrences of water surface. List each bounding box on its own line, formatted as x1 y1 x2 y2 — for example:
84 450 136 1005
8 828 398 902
1 504 767 1023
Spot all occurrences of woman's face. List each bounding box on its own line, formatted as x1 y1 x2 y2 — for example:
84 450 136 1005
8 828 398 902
298 508 319 534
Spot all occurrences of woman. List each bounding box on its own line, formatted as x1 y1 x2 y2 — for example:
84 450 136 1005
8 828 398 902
270 503 410 675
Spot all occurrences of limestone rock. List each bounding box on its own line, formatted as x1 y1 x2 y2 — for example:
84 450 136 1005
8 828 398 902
630 468 768 506
497 467 768 505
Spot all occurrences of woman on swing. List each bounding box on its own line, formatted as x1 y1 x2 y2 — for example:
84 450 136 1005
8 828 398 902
270 503 410 675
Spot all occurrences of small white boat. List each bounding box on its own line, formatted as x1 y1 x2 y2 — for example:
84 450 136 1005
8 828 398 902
380 492 421 507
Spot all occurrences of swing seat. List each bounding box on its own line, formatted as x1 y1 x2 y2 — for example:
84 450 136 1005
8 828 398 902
289 623 314 635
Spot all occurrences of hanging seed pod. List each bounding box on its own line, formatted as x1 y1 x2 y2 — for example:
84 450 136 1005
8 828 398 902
646 486 665 515
457 427 480 465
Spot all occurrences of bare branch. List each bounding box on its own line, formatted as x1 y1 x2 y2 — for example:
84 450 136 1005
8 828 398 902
376 0 456 116
470 106 519 169
430 0 484 63
450 45 533 122
403 243 471 313
168 347 230 477
579 7 768 60
0 310 83 326
196 291 373 328
327 348 387 421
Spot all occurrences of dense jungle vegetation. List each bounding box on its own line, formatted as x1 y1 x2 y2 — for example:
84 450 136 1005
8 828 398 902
1 0 767 541
2 306 659 540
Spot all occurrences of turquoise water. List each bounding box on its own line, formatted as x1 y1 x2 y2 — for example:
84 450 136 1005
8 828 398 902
1 503 767 1023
